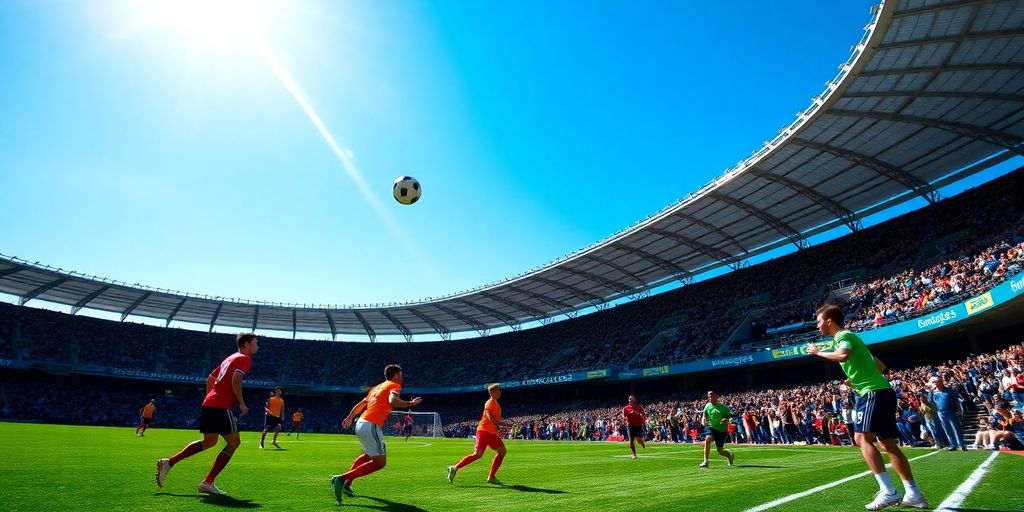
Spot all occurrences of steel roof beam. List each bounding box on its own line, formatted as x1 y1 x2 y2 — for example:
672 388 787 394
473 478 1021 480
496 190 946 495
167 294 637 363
252 306 259 331
891 0 991 18
409 308 451 341
432 303 489 336
70 285 111 314
790 138 943 204
876 28 1023 52
506 285 577 318
379 310 413 342
843 90 1024 103
165 298 187 327
857 62 1024 78
292 309 297 339
827 109 1024 154
746 169 862 232
555 265 634 295
209 302 223 332
19 277 70 306
532 275 608 307
325 311 337 341
579 254 648 287
709 193 807 249
480 291 548 319
353 310 377 342
671 212 749 253
613 244 692 279
647 227 735 262
121 292 152 321
451 299 519 331
0 267 23 279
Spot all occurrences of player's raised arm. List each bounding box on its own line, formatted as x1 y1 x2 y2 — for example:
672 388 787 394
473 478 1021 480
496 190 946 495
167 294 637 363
388 390 422 408
342 399 368 428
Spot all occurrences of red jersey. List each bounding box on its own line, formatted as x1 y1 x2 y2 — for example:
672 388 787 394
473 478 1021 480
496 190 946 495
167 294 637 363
202 352 252 409
623 404 646 427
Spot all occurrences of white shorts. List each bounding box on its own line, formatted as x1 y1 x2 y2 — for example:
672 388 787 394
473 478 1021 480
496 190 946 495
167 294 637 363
355 419 386 457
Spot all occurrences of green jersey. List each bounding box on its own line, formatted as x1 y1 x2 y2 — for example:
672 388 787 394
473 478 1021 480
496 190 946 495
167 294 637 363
703 402 732 433
834 330 891 395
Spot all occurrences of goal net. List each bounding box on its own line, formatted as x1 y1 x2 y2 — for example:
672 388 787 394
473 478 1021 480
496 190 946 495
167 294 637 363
387 411 443 438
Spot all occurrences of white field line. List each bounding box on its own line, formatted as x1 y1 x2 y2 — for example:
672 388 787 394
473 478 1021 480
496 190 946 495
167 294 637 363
743 450 942 512
934 450 1000 511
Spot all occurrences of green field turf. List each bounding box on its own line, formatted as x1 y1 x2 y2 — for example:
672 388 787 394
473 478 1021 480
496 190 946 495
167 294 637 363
1 423 1022 511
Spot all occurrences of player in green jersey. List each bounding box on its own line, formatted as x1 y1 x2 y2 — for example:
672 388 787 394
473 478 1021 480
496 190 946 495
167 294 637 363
806 305 927 510
698 390 734 468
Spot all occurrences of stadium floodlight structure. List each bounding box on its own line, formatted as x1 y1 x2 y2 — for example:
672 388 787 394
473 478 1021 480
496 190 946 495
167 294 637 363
387 411 444 439
3 0 1024 340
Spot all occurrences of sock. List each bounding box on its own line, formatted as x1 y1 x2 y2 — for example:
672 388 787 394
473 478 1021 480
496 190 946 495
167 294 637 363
488 453 505 481
169 441 205 467
455 454 477 470
874 472 897 495
273 432 279 443
902 479 920 496
204 451 233 484
349 453 372 472
341 460 382 482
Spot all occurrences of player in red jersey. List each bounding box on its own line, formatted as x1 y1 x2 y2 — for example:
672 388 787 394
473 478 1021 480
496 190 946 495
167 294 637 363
447 384 507 484
155 333 259 496
403 412 414 441
623 395 647 459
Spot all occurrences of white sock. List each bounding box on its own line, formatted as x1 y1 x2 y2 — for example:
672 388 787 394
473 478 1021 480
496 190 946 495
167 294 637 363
902 479 920 496
874 472 896 495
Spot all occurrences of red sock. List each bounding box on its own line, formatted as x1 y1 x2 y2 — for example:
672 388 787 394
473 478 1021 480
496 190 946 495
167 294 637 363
455 454 477 470
488 453 505 481
169 441 204 467
341 460 382 482
204 451 233 484
349 453 372 471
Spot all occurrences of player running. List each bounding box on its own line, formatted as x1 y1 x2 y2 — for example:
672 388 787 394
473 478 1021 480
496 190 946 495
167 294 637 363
402 412 414 441
260 387 284 449
807 305 927 510
331 364 423 504
698 390 735 467
623 395 646 459
287 408 303 439
155 333 259 496
136 399 156 437
447 384 507 485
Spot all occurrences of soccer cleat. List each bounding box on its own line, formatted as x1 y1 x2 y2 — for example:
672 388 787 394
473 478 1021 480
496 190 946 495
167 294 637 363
273 442 281 449
342 482 355 498
901 493 929 509
698 461 709 468
330 475 345 504
864 491 901 510
447 465 457 484
155 458 170 487
486 478 503 485
726 452 734 466
259 444 264 450
197 481 226 496
960 446 967 451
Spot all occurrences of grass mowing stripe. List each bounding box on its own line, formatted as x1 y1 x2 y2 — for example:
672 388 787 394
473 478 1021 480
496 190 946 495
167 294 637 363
743 450 941 512
934 451 999 511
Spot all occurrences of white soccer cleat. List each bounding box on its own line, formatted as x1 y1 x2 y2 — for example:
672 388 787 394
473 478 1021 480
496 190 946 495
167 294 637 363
901 493 928 509
865 491 901 510
447 465 457 484
198 481 226 495
155 458 170 487
697 460 709 468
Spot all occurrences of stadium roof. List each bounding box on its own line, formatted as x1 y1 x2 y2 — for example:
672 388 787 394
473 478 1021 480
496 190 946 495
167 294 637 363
3 0 1024 340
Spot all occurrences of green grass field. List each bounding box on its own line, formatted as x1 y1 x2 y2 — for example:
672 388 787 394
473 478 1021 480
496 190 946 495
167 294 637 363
1 423 1022 511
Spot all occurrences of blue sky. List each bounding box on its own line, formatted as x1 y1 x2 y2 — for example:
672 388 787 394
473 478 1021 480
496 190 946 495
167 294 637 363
0 0 1018 322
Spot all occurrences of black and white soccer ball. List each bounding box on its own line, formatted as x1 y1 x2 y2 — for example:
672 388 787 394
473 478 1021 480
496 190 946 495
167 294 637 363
392 176 421 205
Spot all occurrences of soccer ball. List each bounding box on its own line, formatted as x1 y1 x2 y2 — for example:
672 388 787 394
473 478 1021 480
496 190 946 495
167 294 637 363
392 176 421 205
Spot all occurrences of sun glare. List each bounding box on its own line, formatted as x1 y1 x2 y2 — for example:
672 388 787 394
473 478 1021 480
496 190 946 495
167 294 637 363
145 0 272 48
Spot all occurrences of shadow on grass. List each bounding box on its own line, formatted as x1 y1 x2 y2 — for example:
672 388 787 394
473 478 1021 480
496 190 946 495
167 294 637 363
340 496 429 511
462 484 568 494
733 465 785 469
154 492 260 508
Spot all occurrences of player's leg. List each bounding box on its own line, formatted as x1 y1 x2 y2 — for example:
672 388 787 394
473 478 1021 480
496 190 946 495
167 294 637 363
334 421 388 501
272 421 281 446
451 433 487 482
199 431 240 494
878 438 926 507
487 436 507 484
628 427 639 458
699 431 712 467
715 430 734 465
158 430 219 488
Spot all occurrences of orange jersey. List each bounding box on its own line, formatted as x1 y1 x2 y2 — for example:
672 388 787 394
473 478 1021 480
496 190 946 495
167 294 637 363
361 380 401 426
141 404 156 419
476 398 501 434
266 396 284 418
292 411 303 422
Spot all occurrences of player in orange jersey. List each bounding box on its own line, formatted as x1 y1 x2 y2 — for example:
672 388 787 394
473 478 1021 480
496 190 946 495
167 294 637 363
287 408 303 439
447 383 507 485
136 399 156 436
330 364 422 504
260 387 285 449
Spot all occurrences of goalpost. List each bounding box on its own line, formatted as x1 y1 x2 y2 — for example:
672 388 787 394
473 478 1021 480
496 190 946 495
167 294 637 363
388 410 444 438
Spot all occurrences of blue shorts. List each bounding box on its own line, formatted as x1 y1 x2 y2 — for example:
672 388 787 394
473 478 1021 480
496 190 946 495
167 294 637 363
854 388 898 440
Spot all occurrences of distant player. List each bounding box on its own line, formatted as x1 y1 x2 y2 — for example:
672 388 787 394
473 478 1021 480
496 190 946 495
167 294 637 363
622 395 646 459
136 399 156 437
331 364 423 504
698 390 734 467
403 412 414 441
287 408 303 438
807 305 927 510
447 383 507 485
156 333 259 496
261 387 284 449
